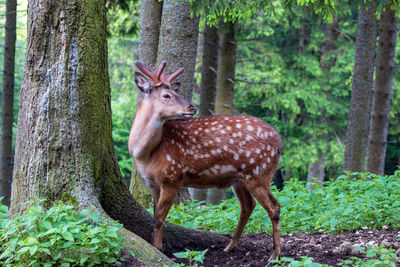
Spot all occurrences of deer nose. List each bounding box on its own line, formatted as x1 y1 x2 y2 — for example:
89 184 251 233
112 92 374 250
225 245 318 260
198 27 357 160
188 104 197 114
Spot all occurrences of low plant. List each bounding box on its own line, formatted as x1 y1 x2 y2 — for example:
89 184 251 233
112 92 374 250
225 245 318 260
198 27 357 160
0 199 124 267
172 249 208 267
271 256 330 266
338 245 398 267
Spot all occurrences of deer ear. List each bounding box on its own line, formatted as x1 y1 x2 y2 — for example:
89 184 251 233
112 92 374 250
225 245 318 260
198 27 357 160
170 82 181 93
134 72 152 93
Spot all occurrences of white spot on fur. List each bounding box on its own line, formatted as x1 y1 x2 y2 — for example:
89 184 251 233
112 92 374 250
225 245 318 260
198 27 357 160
253 166 259 175
216 137 221 142
241 164 246 169
237 132 242 137
246 125 254 131
271 149 275 157
194 130 199 135
256 148 261 154
221 129 226 134
245 174 251 180
267 145 271 151
262 163 267 168
236 124 242 129
166 154 171 161
249 158 255 164
234 154 239 160
246 135 252 141
267 157 271 163
198 169 210 176
171 140 175 144
245 151 251 157
227 126 232 131
220 165 237 174
229 139 234 144
223 145 228 151
205 129 210 133
233 133 237 138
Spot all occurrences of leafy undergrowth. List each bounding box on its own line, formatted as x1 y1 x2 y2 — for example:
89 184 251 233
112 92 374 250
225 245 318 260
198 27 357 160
167 171 400 235
0 199 125 267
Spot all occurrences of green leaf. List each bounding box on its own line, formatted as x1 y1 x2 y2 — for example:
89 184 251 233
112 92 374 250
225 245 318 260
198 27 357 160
61 231 74 242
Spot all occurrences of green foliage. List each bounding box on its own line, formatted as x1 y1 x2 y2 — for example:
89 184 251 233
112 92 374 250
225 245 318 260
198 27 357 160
109 37 139 183
166 171 400 235
271 255 330 266
0 199 124 267
172 249 208 267
338 245 398 267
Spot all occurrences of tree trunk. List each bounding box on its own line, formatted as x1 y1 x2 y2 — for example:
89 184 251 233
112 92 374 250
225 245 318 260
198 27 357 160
215 22 236 115
199 25 218 117
298 7 309 54
156 0 199 203
307 151 326 189
367 8 397 175
138 0 162 70
190 25 219 202
130 0 163 209
156 0 199 101
10 1 227 265
209 22 237 204
0 0 17 207
343 2 377 172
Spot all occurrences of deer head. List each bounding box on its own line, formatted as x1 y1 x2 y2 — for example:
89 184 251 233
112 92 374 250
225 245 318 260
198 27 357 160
134 60 197 121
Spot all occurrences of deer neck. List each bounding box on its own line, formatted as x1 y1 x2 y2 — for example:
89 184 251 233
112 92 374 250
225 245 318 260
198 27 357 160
128 99 165 162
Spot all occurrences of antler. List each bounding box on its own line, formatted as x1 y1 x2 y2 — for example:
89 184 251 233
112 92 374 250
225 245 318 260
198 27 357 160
134 60 184 87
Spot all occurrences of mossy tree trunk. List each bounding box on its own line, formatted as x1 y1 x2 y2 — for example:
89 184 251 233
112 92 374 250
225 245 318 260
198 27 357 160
10 0 227 265
343 2 377 172
0 0 17 207
367 7 397 175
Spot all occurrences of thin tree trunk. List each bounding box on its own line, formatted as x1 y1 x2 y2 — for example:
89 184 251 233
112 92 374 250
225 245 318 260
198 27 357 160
215 22 236 115
209 22 237 204
130 0 162 208
138 0 162 70
298 7 309 54
343 2 377 172
10 1 227 265
367 8 397 175
0 0 17 207
199 25 218 117
307 151 326 189
190 25 219 202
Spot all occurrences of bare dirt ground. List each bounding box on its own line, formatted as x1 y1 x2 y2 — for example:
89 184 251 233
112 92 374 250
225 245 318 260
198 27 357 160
164 229 400 266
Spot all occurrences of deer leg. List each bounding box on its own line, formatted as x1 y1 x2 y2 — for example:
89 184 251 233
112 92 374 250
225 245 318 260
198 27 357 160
249 185 281 261
152 186 160 216
152 185 178 251
224 184 256 252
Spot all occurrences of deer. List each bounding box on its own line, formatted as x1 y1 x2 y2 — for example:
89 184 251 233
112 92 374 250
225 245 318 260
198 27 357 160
129 60 283 261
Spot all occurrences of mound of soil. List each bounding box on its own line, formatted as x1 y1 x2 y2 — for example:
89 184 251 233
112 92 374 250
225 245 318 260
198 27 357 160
165 229 399 266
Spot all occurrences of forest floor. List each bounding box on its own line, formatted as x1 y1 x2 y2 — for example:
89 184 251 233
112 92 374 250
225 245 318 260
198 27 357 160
162 229 400 266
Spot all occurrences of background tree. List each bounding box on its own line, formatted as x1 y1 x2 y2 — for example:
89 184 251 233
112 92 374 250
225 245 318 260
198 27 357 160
9 1 226 265
207 21 237 204
367 7 397 175
0 0 17 206
343 1 377 172
189 24 219 202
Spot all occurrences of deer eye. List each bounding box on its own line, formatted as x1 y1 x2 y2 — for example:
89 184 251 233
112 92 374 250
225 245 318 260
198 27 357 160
162 94 171 99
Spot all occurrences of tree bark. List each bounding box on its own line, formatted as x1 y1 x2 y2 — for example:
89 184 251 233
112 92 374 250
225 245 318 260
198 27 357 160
199 25 218 117
307 151 326 189
367 8 397 175
10 0 227 265
209 22 237 204
156 0 199 101
138 0 162 70
343 2 377 172
0 0 17 207
215 22 236 115
190 24 219 202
